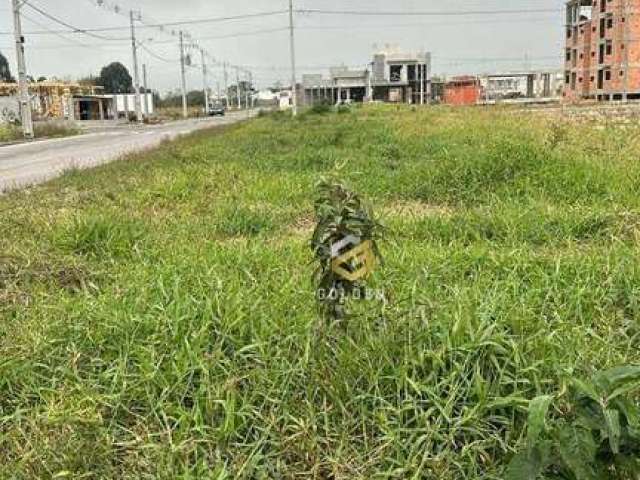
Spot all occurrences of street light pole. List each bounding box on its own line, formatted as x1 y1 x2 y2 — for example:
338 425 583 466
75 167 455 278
11 0 33 138
142 63 149 116
179 31 188 118
223 62 230 109
288 0 298 115
236 66 241 109
200 48 209 114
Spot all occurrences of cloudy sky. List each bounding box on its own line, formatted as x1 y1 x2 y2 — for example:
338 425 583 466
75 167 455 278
0 0 564 94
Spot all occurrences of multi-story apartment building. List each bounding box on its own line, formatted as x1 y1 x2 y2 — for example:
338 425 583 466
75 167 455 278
564 0 640 101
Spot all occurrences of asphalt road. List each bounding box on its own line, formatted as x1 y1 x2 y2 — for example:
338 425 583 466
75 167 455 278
0 111 252 192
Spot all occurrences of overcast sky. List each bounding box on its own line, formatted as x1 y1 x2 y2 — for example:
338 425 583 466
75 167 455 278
0 0 565 94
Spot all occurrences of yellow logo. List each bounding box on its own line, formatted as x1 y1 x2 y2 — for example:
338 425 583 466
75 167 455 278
330 236 376 282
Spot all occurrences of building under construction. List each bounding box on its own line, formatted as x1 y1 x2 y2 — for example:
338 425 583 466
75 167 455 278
301 47 431 105
0 81 115 120
564 0 640 101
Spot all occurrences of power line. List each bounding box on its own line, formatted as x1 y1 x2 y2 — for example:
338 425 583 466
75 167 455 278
138 42 174 64
0 9 290 35
20 10 97 50
23 0 128 40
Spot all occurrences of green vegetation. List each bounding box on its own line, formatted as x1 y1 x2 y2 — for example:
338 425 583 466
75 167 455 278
507 367 640 479
0 121 80 143
1 105 639 478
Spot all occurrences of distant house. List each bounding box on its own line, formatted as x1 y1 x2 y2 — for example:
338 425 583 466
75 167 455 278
302 46 431 105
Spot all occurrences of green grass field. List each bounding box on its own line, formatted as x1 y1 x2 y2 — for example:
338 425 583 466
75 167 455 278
1 105 639 479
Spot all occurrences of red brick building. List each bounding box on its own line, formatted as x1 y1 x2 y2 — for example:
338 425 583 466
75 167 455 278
443 76 481 105
564 0 640 101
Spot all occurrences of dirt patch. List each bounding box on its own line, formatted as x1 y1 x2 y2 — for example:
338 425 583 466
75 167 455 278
0 255 95 295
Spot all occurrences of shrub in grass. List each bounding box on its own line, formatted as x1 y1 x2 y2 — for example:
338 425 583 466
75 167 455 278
309 101 332 115
311 179 383 318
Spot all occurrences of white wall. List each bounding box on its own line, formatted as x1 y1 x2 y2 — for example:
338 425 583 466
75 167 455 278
108 94 155 115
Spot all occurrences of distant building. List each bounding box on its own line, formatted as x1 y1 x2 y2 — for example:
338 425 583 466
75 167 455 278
0 81 154 121
302 46 431 105
443 76 481 105
564 0 640 101
481 71 564 101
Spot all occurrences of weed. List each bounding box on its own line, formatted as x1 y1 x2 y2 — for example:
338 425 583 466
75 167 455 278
506 367 640 479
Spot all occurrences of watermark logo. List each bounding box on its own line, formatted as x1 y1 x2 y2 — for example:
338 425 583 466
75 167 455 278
330 235 376 282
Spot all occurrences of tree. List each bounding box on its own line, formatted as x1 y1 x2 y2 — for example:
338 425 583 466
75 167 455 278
0 52 14 83
97 62 132 94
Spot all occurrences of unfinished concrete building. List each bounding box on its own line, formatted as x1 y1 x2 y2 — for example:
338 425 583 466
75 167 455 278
564 0 640 101
302 47 431 105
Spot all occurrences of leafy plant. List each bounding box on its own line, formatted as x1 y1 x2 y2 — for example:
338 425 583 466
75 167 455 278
506 366 640 480
310 179 383 319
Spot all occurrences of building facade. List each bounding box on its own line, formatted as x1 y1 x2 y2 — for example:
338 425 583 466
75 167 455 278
564 0 640 101
302 47 431 105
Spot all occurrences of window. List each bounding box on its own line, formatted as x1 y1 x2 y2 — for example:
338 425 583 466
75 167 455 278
389 65 402 82
606 41 613 55
605 70 611 81
607 18 613 29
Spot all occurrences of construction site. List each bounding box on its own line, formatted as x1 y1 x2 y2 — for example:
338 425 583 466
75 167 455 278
0 81 154 123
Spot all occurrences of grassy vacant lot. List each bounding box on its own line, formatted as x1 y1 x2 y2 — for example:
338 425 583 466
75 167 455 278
1 105 639 479
0 121 79 143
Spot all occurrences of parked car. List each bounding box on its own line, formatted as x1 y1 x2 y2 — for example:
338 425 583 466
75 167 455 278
208 103 226 116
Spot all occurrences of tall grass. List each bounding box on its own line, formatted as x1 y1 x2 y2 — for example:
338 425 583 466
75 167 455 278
1 105 639 478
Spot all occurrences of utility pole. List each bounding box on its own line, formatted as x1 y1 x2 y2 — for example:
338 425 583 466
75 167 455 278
129 10 142 123
245 70 250 111
223 62 229 109
288 0 298 115
367 62 373 102
142 64 149 116
249 71 254 109
420 62 425 105
200 48 209 114
179 31 188 118
12 0 33 139
235 66 241 109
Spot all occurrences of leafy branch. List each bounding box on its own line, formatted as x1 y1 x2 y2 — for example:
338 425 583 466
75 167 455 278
506 366 640 480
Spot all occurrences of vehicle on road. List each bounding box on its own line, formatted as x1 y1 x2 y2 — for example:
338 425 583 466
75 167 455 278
207 102 226 116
